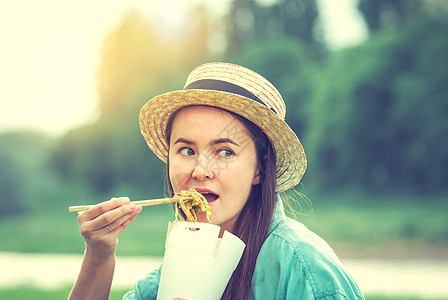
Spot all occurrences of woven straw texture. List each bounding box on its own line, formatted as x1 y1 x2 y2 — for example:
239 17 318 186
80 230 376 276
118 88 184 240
139 63 306 192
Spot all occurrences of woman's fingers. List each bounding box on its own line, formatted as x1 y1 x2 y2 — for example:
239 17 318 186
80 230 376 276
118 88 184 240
78 197 141 239
104 205 142 233
77 197 142 259
89 203 139 231
80 197 131 221
113 210 141 235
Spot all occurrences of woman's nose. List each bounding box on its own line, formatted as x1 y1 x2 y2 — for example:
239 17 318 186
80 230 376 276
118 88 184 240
191 152 214 180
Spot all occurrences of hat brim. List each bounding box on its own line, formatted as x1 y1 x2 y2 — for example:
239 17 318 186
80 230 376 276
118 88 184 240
139 89 306 192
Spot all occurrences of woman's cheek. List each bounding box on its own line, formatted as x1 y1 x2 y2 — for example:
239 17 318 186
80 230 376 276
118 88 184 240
169 158 192 190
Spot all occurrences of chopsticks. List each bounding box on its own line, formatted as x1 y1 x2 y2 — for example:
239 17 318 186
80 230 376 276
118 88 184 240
68 196 191 212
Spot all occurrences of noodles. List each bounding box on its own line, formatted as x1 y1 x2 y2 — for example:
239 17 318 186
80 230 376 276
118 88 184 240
174 188 212 223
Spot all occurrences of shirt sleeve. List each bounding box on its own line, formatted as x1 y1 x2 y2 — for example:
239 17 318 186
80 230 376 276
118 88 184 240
122 265 162 300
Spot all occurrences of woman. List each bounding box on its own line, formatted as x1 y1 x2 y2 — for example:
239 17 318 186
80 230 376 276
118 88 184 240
69 63 364 299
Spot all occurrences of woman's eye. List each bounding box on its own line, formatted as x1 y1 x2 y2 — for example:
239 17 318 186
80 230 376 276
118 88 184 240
180 147 194 156
217 149 233 158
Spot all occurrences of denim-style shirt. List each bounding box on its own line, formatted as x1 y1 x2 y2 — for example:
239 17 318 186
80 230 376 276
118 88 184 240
123 198 364 299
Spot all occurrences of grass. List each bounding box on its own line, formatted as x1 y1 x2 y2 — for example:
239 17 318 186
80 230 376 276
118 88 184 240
0 286 445 300
302 195 448 244
0 193 447 299
285 191 448 258
0 192 447 257
0 285 129 300
0 204 173 256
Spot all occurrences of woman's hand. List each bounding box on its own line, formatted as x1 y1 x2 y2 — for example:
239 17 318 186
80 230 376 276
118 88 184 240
69 197 140 300
77 197 142 260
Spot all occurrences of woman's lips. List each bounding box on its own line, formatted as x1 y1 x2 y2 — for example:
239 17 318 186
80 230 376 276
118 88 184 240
190 188 219 203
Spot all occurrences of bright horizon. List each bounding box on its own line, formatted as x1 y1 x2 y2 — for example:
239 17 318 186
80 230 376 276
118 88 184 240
0 0 366 137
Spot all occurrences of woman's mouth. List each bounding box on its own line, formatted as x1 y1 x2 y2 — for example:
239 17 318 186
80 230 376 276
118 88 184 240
203 193 219 203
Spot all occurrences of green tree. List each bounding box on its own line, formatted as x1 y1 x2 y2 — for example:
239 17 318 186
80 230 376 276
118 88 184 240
357 0 423 32
306 15 448 193
0 132 57 216
50 9 213 202
226 0 323 56
231 35 318 135
0 152 25 216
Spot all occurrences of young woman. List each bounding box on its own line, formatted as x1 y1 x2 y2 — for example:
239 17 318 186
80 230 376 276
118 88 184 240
69 63 364 299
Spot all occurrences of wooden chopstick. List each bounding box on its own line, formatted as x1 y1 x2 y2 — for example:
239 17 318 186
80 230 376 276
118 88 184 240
68 196 191 212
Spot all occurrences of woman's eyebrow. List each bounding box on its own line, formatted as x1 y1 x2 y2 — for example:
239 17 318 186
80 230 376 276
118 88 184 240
173 137 240 147
211 138 240 147
173 138 195 145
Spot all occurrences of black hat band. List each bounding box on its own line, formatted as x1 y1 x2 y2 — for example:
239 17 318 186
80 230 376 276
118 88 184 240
184 79 276 114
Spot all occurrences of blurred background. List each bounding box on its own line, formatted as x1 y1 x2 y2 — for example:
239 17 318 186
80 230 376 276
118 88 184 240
1 0 447 299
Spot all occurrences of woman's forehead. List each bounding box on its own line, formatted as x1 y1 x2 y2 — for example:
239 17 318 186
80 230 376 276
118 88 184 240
173 106 236 124
170 106 252 143
175 105 230 117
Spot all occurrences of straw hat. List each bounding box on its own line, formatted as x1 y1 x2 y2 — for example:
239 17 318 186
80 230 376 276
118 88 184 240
139 62 306 192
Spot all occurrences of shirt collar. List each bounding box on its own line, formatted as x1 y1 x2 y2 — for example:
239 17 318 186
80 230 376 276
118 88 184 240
268 194 286 235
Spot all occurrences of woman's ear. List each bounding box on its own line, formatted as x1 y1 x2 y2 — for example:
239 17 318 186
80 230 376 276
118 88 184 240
252 168 261 185
253 154 268 185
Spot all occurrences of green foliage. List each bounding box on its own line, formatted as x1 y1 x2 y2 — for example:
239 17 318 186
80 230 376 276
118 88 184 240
305 15 448 192
227 0 323 56
1 3 447 229
231 34 321 136
230 14 448 193
0 152 25 215
50 115 167 203
228 5 448 194
47 11 208 209
0 132 58 217
357 0 424 32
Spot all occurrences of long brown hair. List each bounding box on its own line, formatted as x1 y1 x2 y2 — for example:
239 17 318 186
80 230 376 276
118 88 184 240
165 107 278 299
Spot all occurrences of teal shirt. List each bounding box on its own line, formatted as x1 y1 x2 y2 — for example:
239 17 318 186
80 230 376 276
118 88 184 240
123 199 364 299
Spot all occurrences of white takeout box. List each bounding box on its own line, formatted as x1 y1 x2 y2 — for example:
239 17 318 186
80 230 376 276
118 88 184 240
157 221 246 300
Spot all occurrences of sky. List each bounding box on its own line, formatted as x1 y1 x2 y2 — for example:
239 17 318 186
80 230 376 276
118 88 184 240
0 0 367 137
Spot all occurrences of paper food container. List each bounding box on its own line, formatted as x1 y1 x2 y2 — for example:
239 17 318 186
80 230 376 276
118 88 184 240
157 221 246 300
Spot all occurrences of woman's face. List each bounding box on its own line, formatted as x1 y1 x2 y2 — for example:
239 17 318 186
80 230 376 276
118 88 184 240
168 106 260 232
